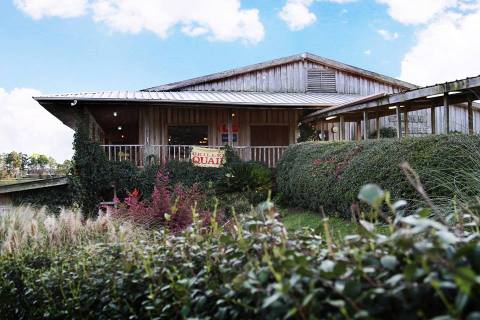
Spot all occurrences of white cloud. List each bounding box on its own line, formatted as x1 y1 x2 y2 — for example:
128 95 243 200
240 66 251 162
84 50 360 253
364 49 372 56
377 29 399 40
14 0 265 44
0 88 73 162
401 8 480 85
376 0 458 25
278 0 356 30
14 0 88 19
279 0 317 31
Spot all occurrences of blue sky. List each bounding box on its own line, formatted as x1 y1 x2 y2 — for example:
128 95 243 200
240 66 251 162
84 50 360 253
1 0 479 161
0 0 415 93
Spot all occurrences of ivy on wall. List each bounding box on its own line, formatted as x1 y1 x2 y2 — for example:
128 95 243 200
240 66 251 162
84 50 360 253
73 110 112 217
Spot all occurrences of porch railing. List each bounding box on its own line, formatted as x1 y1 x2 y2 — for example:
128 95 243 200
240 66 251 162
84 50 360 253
102 145 144 167
100 145 287 168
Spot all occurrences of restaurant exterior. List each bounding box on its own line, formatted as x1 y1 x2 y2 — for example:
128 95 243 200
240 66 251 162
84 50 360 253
35 53 417 167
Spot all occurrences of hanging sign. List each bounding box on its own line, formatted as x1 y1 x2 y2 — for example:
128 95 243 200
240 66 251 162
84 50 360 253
191 146 225 168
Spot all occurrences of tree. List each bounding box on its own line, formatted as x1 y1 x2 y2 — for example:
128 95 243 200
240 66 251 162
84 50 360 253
5 151 22 176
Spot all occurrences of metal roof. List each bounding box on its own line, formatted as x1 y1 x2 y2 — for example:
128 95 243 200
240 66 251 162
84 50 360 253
143 52 417 92
34 90 364 107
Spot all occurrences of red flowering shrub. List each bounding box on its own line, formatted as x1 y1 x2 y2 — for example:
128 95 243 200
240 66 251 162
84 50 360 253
113 171 211 231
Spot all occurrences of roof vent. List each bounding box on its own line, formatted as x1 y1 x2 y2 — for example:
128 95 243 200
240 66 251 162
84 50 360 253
307 69 337 93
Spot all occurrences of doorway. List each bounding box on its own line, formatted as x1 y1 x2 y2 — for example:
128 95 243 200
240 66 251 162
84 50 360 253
250 125 289 146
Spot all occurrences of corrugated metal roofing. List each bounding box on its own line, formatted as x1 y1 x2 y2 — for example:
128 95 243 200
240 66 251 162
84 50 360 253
34 90 364 107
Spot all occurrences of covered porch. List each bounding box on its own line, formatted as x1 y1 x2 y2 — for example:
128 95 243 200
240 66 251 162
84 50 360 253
303 75 480 140
36 90 363 167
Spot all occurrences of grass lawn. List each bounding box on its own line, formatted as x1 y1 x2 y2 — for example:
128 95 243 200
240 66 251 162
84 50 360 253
280 207 391 242
279 207 358 240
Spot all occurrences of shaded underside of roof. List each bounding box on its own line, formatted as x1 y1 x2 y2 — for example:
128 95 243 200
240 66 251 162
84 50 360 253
304 75 480 122
35 90 363 107
142 52 417 92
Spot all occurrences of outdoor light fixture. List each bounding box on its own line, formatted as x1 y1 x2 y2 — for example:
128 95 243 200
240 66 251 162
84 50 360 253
388 106 397 110
449 91 462 95
121 134 124 139
231 113 236 117
117 126 122 131
70 100 78 107
113 112 118 117
426 93 444 99
325 116 337 121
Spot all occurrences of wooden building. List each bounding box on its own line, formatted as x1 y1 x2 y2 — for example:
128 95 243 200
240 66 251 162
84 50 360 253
35 52 418 167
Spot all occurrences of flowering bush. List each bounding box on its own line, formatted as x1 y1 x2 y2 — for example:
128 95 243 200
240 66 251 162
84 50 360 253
113 171 214 231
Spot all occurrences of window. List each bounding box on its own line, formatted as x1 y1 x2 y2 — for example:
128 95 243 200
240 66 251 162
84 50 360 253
168 126 208 145
306 69 337 93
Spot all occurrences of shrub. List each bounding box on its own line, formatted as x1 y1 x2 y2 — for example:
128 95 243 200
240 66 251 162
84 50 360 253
369 126 397 139
11 183 78 213
164 160 221 191
113 171 214 231
217 161 272 204
276 134 480 217
2 186 480 319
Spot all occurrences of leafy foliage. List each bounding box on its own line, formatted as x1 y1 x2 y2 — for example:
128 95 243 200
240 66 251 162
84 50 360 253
276 135 480 217
113 171 214 231
72 112 112 217
2 185 480 319
11 184 77 214
369 126 398 139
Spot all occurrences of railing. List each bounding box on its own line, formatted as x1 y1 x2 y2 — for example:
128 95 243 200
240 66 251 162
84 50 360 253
102 145 144 167
101 145 288 168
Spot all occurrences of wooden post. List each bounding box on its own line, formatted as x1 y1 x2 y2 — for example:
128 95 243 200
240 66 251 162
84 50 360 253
376 117 381 139
403 109 409 137
430 106 436 135
339 116 345 140
396 107 402 139
444 93 450 133
468 100 474 135
363 111 369 140
356 120 361 141
227 109 233 145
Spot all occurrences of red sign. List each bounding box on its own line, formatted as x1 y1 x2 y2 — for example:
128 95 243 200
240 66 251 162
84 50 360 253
218 122 239 133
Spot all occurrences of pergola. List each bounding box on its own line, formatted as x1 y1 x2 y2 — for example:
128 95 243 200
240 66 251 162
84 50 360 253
304 75 480 140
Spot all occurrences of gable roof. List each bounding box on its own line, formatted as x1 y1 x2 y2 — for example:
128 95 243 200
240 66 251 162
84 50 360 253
143 52 417 92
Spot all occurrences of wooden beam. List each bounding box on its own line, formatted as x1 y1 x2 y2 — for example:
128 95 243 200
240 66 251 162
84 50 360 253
363 111 369 140
306 75 480 120
403 109 409 137
468 100 474 135
339 116 345 140
396 107 402 139
356 120 361 141
430 106 436 134
227 109 233 145
444 93 450 133
376 117 381 139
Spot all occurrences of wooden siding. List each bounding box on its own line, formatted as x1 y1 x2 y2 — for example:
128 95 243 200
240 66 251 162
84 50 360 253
177 60 406 95
139 106 300 147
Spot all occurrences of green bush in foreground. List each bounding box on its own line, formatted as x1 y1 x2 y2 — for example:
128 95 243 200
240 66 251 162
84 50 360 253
1 184 480 319
276 134 480 217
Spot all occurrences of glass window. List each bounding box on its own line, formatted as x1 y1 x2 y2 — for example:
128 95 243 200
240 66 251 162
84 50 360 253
168 126 209 145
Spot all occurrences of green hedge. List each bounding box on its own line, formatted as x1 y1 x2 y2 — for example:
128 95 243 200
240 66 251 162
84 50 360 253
2 191 480 319
276 134 480 216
